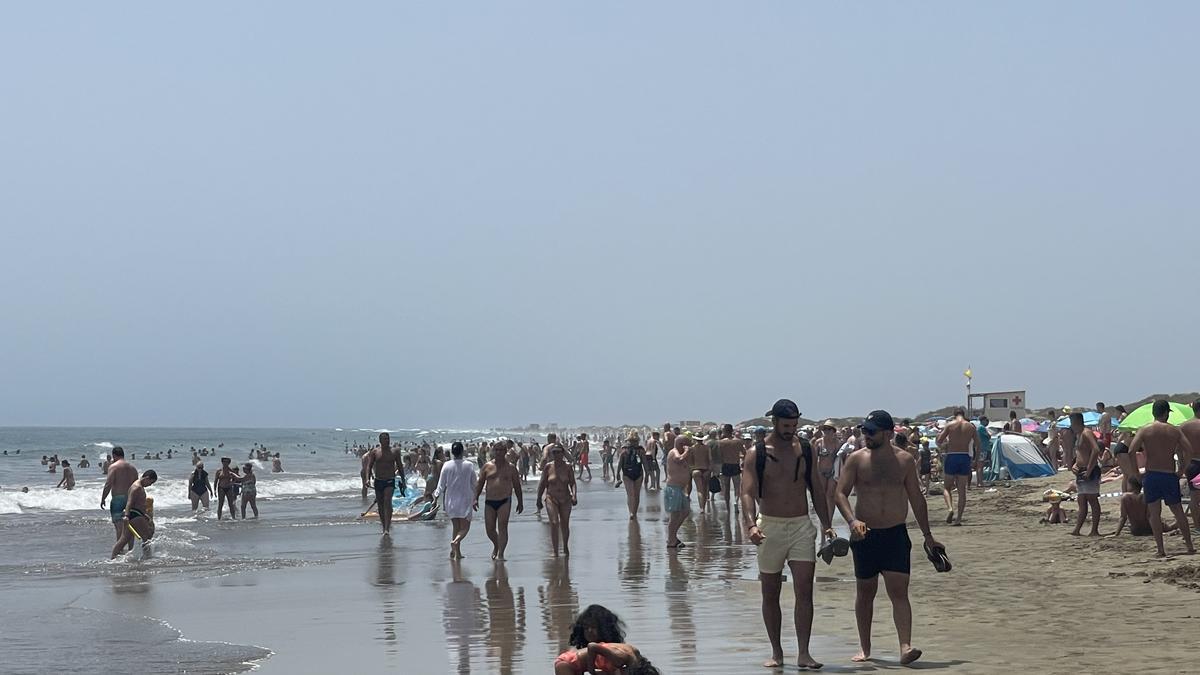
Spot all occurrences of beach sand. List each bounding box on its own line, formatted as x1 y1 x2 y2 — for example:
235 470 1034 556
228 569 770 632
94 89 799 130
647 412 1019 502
19 470 1200 674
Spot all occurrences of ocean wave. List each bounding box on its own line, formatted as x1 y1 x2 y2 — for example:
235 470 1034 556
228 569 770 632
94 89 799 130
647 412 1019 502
0 474 359 515
89 441 116 449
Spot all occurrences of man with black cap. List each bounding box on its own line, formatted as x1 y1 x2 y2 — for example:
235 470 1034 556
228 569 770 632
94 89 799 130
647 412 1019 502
835 410 940 666
740 399 833 670
1129 399 1195 557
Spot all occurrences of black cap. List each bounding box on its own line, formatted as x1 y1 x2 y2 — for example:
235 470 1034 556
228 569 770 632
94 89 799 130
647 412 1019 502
860 410 895 434
766 399 801 419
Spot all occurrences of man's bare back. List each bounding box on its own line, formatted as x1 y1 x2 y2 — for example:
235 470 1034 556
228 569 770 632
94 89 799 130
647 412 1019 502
719 438 742 465
1131 422 1192 474
1178 418 1200 465
106 460 138 500
937 418 975 454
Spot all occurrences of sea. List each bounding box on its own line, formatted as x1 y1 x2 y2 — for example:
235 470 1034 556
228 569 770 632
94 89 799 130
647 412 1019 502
0 427 847 674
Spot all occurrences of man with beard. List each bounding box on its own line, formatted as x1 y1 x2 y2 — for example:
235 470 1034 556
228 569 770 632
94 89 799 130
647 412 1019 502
740 399 833 670
835 411 940 666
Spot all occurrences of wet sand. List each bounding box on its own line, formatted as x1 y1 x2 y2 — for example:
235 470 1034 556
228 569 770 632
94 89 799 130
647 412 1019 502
59 472 1200 673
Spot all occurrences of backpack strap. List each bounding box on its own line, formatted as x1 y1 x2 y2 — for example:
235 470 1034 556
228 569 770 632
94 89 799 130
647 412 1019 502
755 440 768 498
800 438 813 491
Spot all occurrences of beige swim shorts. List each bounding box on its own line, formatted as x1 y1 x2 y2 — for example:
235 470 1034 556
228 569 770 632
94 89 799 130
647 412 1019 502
756 514 817 573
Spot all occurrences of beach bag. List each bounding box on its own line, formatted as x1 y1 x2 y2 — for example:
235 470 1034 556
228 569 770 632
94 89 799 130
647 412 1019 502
708 475 722 494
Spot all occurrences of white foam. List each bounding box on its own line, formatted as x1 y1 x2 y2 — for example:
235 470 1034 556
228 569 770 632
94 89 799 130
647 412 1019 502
89 441 116 449
255 476 358 498
0 474 359 514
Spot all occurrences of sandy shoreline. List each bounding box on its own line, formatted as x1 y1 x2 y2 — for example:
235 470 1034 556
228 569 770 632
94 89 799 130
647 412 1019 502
25 471 1197 674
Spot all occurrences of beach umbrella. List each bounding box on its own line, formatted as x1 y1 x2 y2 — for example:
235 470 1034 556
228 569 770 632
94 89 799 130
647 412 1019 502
1056 411 1103 429
1117 401 1195 431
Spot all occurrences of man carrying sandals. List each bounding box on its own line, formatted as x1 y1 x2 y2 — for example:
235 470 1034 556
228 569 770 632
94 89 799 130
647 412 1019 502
835 410 944 667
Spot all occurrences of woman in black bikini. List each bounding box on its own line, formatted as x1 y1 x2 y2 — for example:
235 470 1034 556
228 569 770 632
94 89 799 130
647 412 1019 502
188 462 211 512
616 433 649 520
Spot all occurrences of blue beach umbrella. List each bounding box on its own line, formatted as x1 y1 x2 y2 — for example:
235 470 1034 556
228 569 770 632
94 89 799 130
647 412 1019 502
1056 411 1103 429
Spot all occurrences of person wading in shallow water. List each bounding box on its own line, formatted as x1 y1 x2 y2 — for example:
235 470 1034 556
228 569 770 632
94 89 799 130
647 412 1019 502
111 470 159 559
101 447 139 552
740 399 833 670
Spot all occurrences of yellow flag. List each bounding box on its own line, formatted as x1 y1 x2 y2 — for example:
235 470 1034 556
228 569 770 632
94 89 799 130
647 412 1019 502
964 368 972 379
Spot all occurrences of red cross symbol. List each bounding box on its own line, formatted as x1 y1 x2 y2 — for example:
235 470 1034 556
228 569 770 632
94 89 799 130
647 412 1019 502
1012 395 1023 406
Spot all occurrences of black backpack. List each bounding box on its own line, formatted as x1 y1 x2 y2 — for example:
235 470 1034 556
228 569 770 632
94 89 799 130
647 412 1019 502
755 437 813 498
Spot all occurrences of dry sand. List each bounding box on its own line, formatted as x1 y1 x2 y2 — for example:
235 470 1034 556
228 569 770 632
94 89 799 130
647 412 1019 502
796 474 1197 673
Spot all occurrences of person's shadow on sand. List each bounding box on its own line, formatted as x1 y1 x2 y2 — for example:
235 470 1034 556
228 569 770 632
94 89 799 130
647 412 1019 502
813 657 969 672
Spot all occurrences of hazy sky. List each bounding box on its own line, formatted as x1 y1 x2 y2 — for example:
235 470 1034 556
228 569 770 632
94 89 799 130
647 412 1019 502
2 3 1197 428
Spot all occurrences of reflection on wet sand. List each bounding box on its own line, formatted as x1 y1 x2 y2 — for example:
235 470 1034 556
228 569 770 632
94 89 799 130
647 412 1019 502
373 538 403 654
665 550 697 670
443 559 483 674
110 570 151 595
484 562 525 675
537 556 578 662
619 519 649 591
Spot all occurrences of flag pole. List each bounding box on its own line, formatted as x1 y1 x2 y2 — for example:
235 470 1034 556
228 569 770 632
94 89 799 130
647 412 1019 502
964 366 972 417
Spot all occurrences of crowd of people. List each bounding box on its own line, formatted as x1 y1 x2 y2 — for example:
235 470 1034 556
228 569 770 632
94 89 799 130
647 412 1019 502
353 400 946 669
30 394 1192 670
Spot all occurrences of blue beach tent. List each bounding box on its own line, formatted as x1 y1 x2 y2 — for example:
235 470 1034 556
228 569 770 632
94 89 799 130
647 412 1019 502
985 434 1055 481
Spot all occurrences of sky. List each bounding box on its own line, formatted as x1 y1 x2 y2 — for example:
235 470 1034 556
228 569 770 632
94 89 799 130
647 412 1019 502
1 3 1197 428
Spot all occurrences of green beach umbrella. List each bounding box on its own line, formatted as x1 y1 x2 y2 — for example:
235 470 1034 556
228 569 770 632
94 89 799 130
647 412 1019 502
1117 401 1195 431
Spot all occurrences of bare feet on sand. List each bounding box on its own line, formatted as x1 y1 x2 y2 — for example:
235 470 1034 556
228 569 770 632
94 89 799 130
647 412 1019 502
851 651 871 663
796 652 823 669
762 653 783 668
900 646 923 665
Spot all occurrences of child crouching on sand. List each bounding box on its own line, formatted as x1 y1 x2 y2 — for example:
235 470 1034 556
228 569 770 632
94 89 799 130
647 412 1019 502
1040 489 1071 524
555 605 659 674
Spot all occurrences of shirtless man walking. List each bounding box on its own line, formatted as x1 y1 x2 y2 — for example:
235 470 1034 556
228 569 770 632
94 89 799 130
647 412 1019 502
1128 400 1195 557
664 435 695 548
935 409 975 525
367 432 405 535
835 410 940 666
717 424 743 512
100 447 139 550
740 399 833 670
536 443 577 557
474 442 524 560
